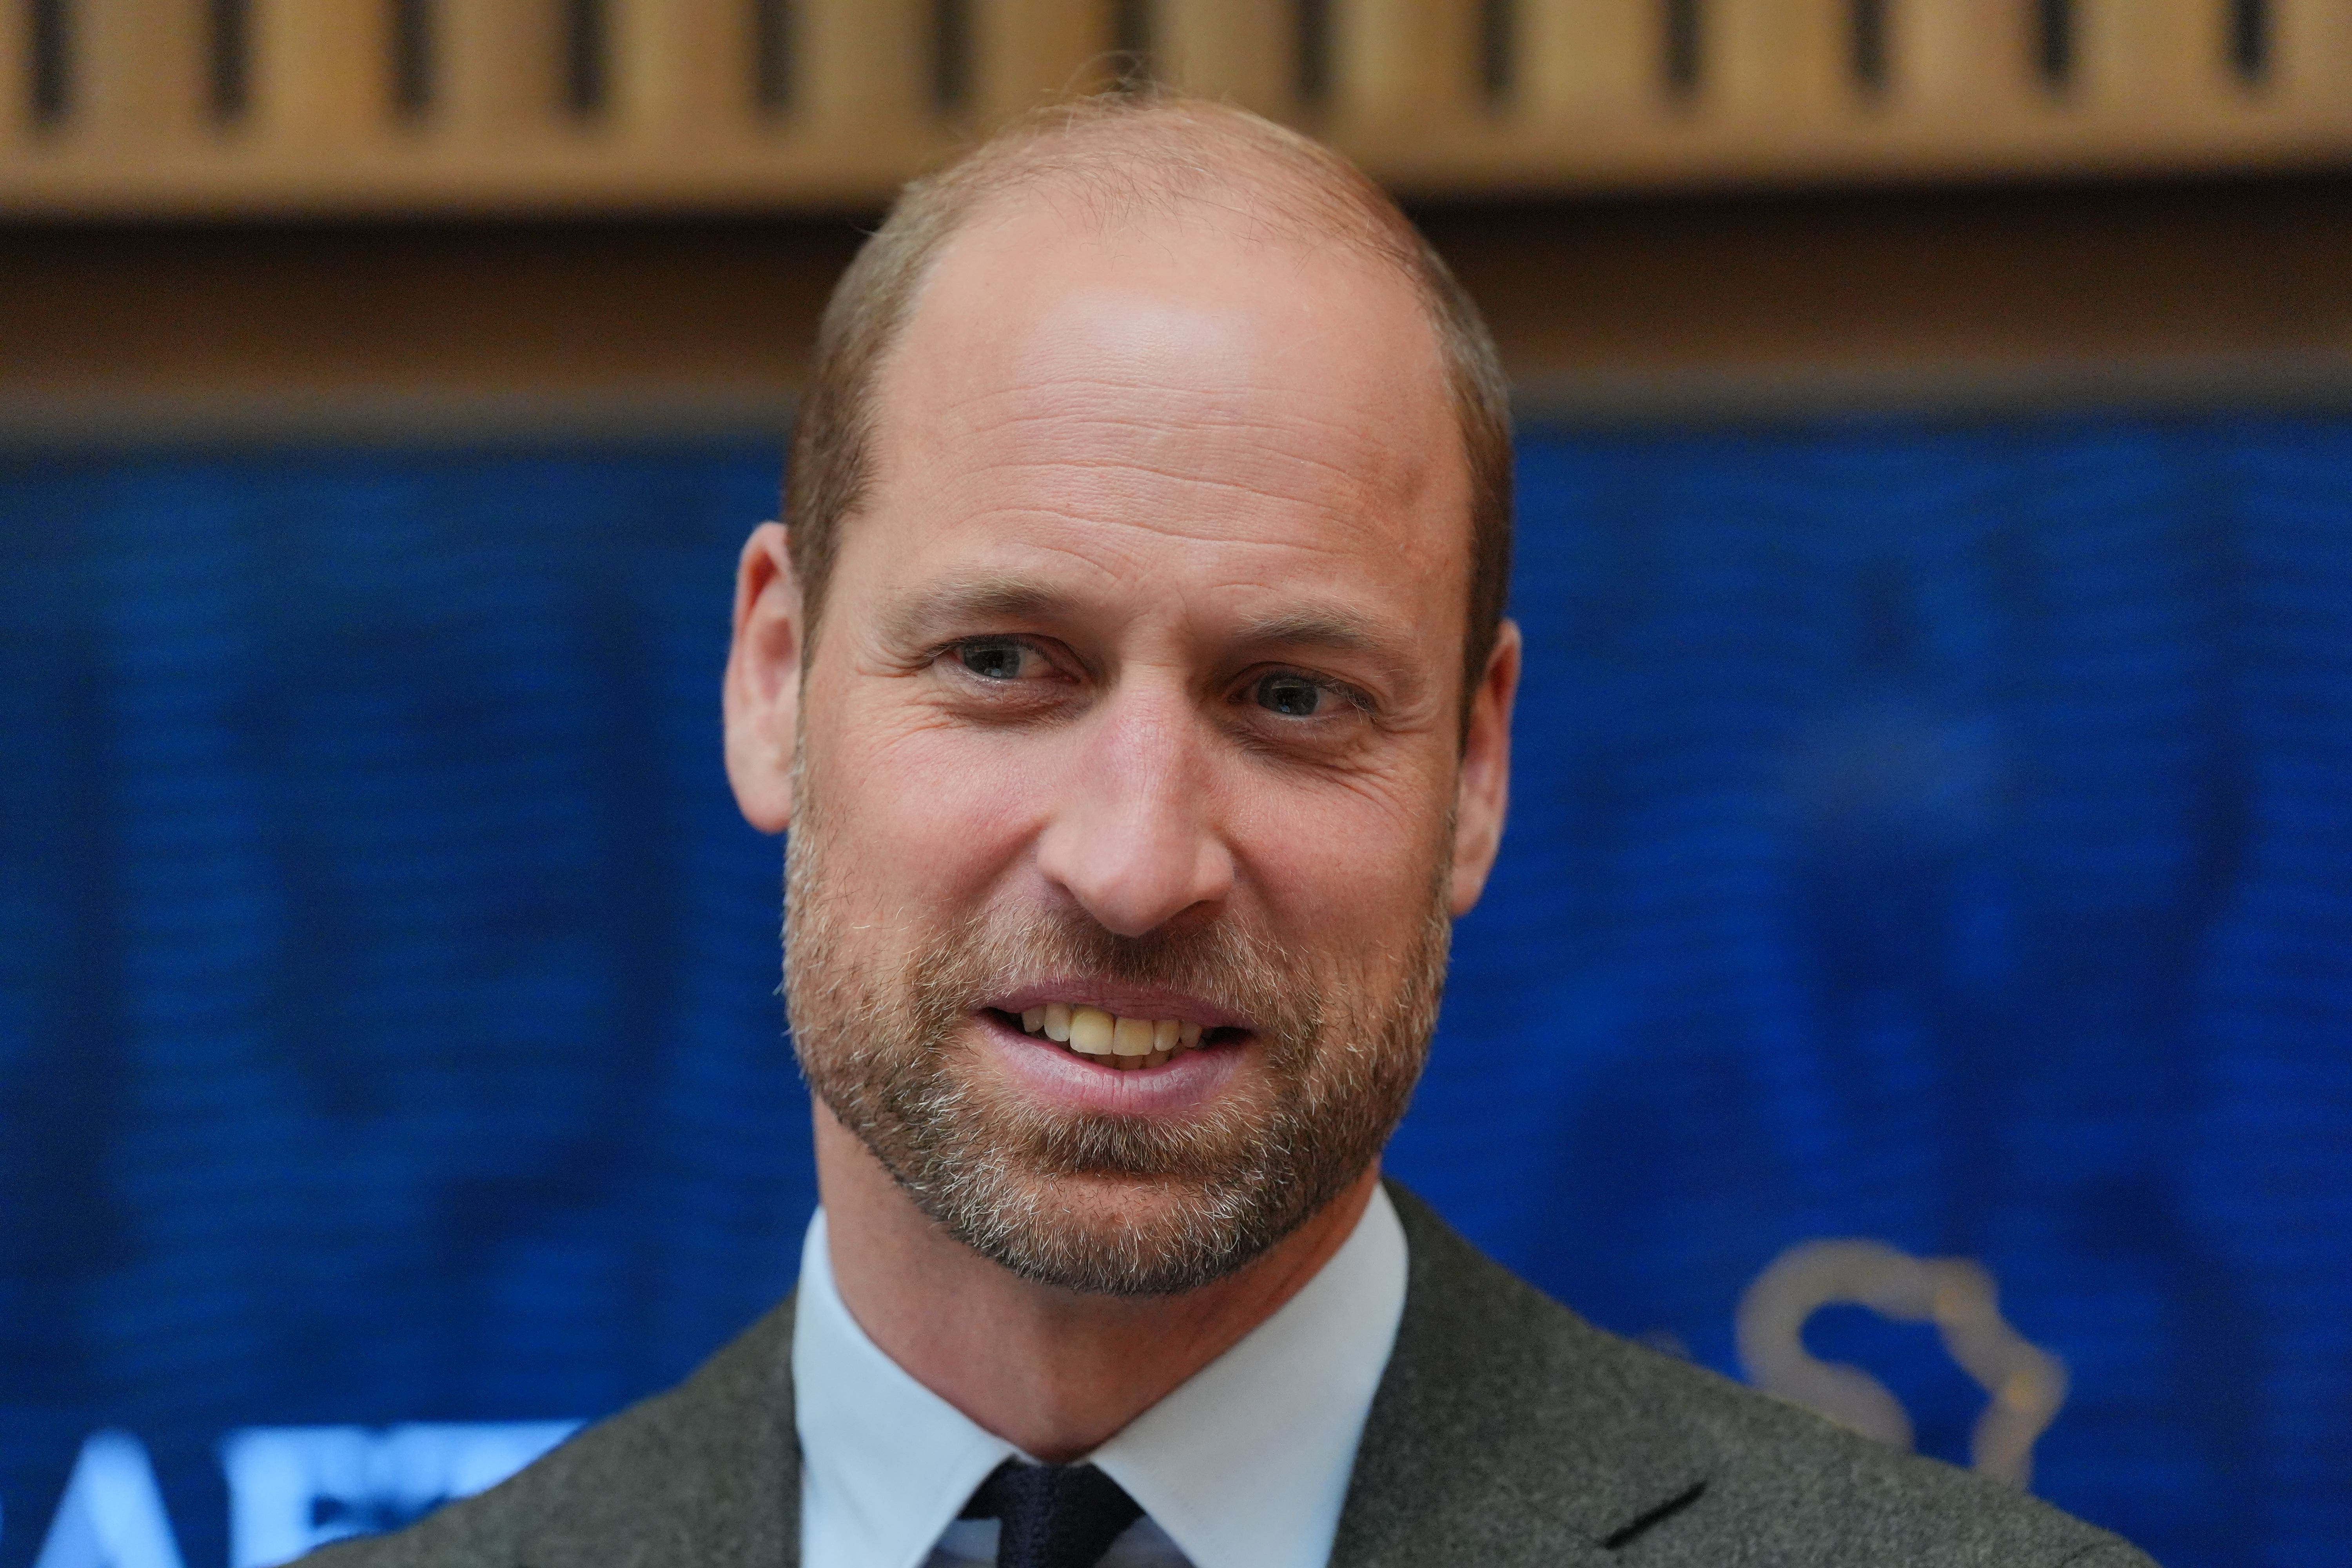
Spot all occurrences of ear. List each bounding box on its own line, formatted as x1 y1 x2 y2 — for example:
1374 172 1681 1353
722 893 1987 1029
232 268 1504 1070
722 522 804 834
1449 619 1521 916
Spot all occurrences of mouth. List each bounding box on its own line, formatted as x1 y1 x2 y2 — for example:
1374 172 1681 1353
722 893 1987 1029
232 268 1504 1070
983 998 1250 1072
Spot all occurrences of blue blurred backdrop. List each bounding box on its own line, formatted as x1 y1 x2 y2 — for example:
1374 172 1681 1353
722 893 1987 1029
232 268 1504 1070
3 421 2346 1568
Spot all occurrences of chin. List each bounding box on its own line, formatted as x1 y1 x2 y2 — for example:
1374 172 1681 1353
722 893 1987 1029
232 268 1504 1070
909 1158 1304 1298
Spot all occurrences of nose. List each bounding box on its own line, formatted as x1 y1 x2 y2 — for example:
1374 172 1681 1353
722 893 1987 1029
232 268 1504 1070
1032 686 1235 938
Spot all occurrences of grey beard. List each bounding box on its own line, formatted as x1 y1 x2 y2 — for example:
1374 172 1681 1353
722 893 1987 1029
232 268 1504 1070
781 788 1450 1297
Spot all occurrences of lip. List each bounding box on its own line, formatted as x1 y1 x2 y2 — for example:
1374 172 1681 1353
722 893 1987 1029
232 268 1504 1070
987 981 1254 1032
975 1008 1250 1115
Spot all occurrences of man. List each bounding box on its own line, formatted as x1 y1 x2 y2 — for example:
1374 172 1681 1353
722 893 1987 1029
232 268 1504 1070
319 94 2154 1568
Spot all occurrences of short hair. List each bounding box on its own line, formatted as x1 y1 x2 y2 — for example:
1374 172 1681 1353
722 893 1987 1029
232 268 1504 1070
786 91 1514 715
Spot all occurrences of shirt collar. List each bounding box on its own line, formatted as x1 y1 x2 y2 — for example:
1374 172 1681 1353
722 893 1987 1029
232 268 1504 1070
792 1183 1410 1568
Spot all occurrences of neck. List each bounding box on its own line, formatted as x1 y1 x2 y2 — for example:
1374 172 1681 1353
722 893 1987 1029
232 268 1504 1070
812 1102 1378 1463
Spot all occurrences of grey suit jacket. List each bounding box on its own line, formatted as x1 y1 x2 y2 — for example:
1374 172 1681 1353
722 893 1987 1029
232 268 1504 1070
315 1185 2155 1566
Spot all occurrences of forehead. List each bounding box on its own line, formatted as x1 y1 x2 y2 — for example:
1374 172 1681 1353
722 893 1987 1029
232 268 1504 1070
855 191 1470 613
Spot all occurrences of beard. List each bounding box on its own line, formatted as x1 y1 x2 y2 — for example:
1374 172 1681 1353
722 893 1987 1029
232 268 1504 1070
782 782 1452 1297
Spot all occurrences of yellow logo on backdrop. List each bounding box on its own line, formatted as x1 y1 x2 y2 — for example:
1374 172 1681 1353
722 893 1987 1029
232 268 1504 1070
1736 1240 2069 1487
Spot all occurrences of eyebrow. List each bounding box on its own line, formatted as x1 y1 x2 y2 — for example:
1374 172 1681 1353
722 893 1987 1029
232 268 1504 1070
1230 606 1423 695
877 577 1066 647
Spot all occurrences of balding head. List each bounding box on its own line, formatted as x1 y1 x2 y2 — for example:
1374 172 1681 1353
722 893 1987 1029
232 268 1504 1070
786 92 1512 715
728 89 1523 1318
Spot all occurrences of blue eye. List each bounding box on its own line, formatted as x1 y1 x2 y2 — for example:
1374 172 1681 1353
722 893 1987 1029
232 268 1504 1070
1254 673 1325 717
958 641 1027 680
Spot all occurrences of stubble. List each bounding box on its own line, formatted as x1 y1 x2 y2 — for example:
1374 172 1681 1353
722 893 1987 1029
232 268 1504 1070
782 775 1451 1296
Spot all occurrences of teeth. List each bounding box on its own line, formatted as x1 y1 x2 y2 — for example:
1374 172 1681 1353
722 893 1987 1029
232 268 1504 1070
1014 1003 1216 1067
1069 1006 1115 1054
1111 1016 1153 1057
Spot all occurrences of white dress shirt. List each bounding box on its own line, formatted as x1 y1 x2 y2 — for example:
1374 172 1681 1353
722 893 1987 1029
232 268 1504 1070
793 1184 1409 1568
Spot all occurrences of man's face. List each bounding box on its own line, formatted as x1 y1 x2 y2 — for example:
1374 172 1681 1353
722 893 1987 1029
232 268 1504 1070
735 197 1514 1295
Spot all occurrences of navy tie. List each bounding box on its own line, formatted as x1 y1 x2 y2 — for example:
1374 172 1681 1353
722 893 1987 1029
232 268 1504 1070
959 1459 1144 1568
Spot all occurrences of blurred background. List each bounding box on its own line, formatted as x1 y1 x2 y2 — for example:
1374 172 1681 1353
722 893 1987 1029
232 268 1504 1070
4 3 2350 1565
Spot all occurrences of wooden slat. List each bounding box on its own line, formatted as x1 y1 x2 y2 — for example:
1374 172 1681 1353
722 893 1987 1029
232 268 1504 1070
5 0 2352 216
252 0 391 140
74 0 211 144
970 0 1116 125
1515 0 1657 120
0 0 28 146
610 0 755 142
1887 0 2038 115
2270 0 2352 115
1710 0 1852 119
439 0 564 139
2075 0 2231 117
797 0 930 141
1153 0 1294 117
1327 0 1483 130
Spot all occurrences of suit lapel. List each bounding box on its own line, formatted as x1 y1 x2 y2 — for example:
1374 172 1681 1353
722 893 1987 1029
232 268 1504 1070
581 1292 802 1568
1327 1185 1712 1566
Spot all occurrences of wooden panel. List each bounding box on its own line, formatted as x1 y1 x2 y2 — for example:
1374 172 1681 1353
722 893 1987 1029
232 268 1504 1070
610 0 757 143
4 0 2352 216
1153 0 1294 117
970 0 1116 124
7 181 2352 437
1419 179 2352 405
1328 0 1483 130
252 0 392 141
0 218 859 437
1515 0 1656 120
0 0 27 147
2271 0 2352 116
1711 0 1852 120
797 0 931 142
2076 0 2232 117
439 0 564 138
74 0 211 144
1887 0 2038 116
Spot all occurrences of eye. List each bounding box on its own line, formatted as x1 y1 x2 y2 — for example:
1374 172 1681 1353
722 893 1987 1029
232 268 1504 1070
1252 671 1330 717
956 638 1035 681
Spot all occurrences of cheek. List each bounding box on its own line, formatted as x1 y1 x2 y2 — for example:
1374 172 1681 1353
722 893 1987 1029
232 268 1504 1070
810 698 1045 911
1225 764 1452 946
